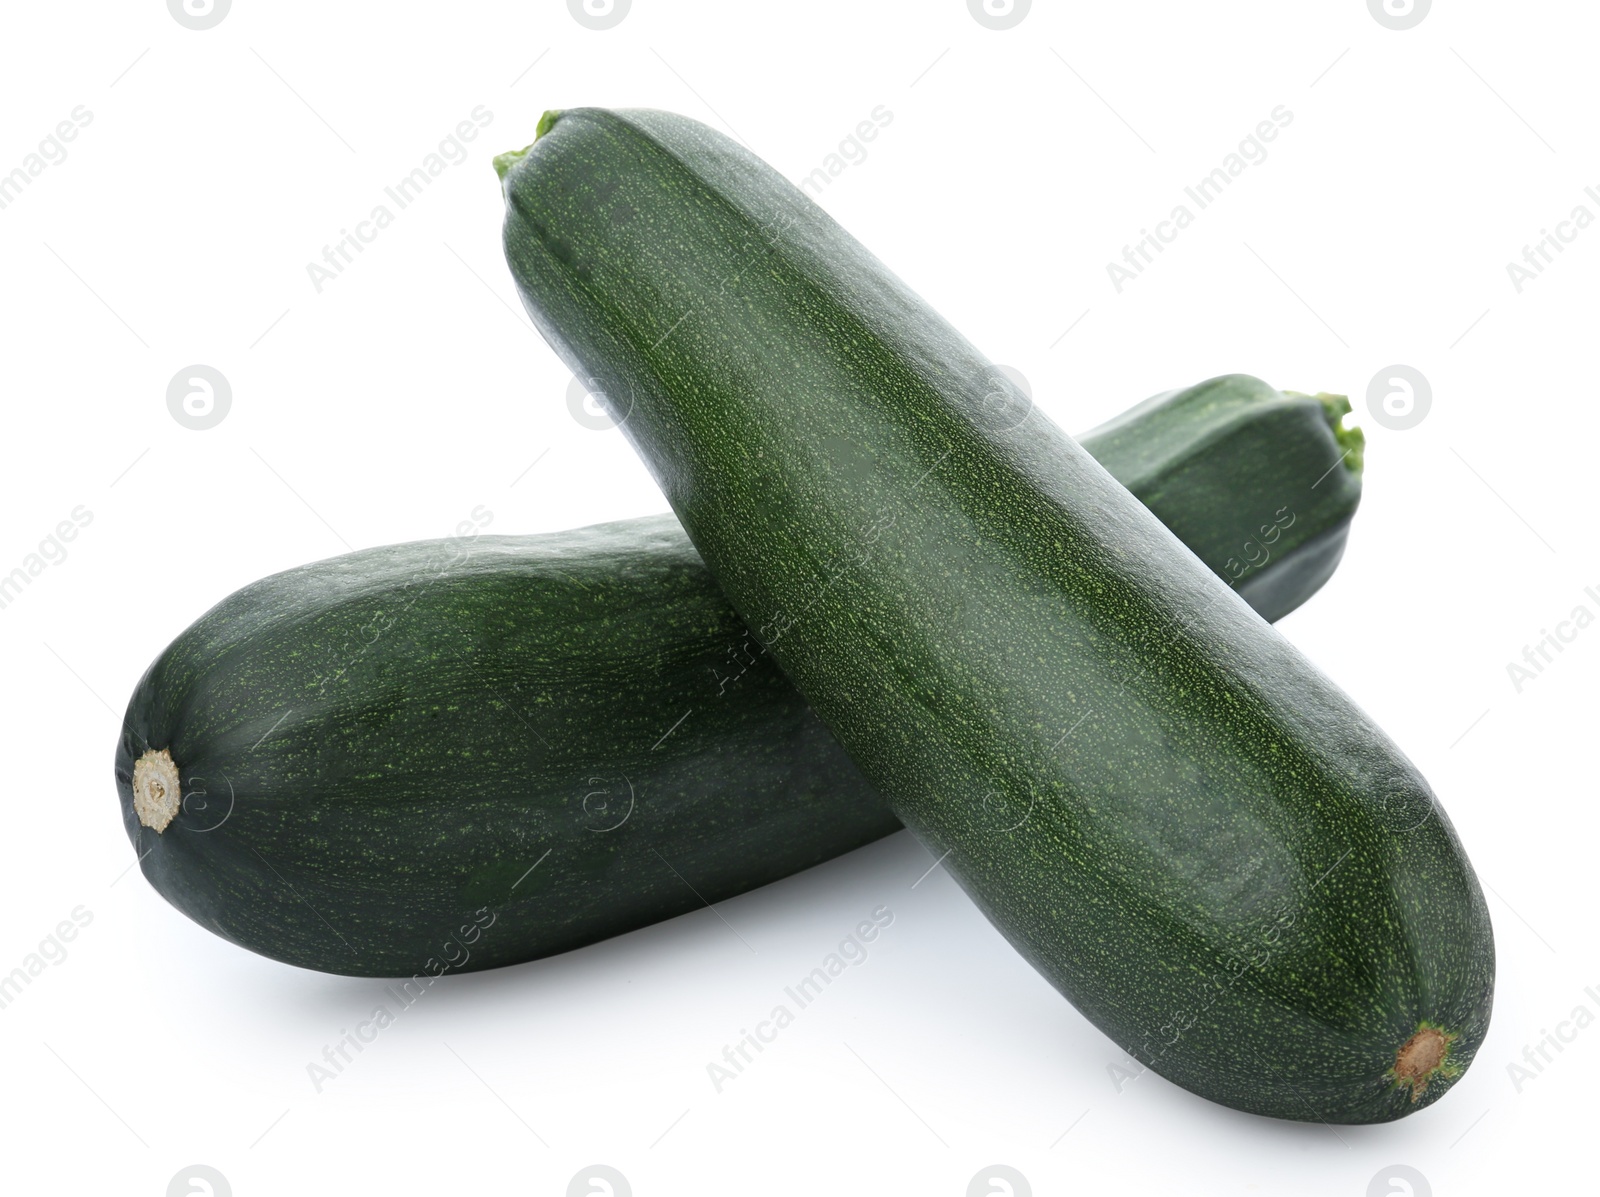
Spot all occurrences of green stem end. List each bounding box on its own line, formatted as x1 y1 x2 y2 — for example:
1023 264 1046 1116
493 112 563 182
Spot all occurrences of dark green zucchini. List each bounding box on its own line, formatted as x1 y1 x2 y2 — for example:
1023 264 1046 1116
114 376 1356 983
1080 379 1361 622
497 106 1491 1123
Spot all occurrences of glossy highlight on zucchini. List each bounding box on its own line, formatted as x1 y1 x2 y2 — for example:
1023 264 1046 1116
497 106 1492 1123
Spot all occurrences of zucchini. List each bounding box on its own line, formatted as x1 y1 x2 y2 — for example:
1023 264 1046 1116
497 107 1491 1123
1080 379 1361 623
115 376 1355 982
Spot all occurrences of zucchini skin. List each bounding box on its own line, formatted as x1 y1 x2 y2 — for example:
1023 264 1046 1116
117 520 891 977
114 378 1352 981
1078 378 1362 623
498 107 1491 1122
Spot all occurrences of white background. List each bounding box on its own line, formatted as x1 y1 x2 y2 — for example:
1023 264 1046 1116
0 1 1592 1194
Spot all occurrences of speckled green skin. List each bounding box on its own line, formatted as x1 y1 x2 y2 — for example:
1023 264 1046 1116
1080 377 1363 623
498 107 1492 1122
116 520 887 977
113 379 1350 980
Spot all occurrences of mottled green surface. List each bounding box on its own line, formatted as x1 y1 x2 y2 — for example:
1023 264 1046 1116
1077 376 1362 622
117 520 891 977
113 378 1352 980
498 107 1492 1122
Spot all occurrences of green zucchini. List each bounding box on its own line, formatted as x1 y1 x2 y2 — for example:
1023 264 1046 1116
497 106 1491 1123
115 376 1355 983
1081 379 1361 622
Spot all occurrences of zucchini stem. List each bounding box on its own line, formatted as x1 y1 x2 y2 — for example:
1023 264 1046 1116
493 145 533 182
1390 1024 1460 1101
1284 390 1363 477
1316 391 1364 476
133 748 181 833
